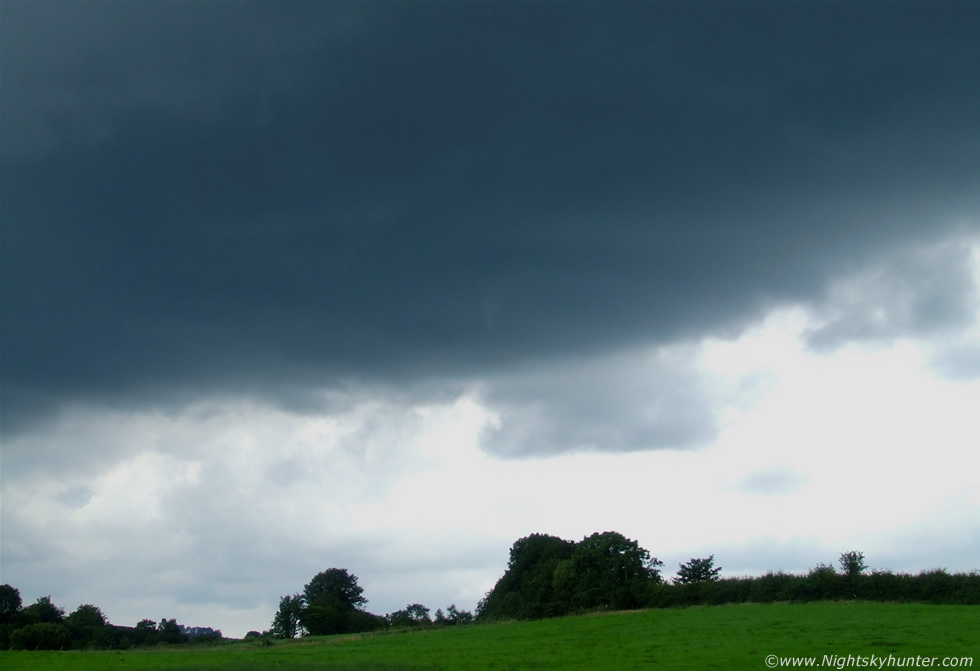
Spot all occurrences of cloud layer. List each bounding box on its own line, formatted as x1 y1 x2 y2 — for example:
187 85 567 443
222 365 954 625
4 2 979 436
2 1 979 640
4 295 978 636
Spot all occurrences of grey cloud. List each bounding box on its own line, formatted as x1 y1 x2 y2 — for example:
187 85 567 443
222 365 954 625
0 405 141 480
56 485 96 509
738 469 811 496
3 2 980 437
931 342 980 381
805 237 978 350
479 346 716 457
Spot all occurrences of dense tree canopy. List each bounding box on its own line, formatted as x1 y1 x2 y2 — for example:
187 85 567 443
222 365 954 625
135 618 157 633
478 531 662 620
438 604 474 626
23 596 66 624
271 594 304 639
268 568 385 637
304 569 366 611
839 551 867 579
387 603 431 628
556 531 664 611
477 533 576 620
66 604 107 628
0 585 22 621
0 589 215 651
157 618 186 644
9 622 72 650
675 555 722 584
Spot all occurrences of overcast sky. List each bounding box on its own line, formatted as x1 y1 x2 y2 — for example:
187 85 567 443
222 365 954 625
2 1 979 638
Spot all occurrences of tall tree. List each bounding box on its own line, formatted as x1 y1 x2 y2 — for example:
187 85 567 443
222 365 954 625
135 619 157 632
477 533 576 620
66 604 107 628
838 550 867 597
303 569 366 611
157 618 186 644
23 596 65 624
271 594 304 639
301 594 348 636
675 555 722 584
299 568 381 636
0 584 22 621
556 531 663 610
838 551 867 578
479 531 662 620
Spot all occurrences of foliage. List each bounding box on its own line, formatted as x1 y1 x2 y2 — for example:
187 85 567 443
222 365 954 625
271 594 304 639
8 622 71 650
0 585 22 621
753 571 796 601
804 562 846 601
0 590 220 651
345 609 388 635
0 585 24 650
478 531 662 620
135 619 156 633
434 604 473 626
66 604 107 629
157 618 187 644
477 533 576 620
300 593 349 636
556 531 663 611
63 604 110 649
300 594 385 637
644 557 980 609
387 603 431 629
303 568 366 611
2 603 977 670
675 555 722 584
281 568 386 637
2 542 979 653
839 550 867 578
22 596 65 624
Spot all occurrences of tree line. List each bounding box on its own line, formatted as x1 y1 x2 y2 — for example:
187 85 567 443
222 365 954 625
267 567 473 639
4 531 977 649
0 586 222 651
472 535 978 620
267 533 977 639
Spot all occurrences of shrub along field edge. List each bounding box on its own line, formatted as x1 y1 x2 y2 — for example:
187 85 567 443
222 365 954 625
0 602 977 671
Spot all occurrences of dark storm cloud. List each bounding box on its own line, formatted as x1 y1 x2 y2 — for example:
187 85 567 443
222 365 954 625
3 1 979 437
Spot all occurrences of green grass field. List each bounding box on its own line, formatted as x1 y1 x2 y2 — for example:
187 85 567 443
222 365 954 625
2 603 977 670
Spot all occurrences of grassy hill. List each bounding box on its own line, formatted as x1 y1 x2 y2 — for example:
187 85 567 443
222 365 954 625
1 602 977 670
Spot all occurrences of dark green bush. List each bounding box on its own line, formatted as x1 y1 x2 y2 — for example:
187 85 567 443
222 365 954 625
9 622 72 650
